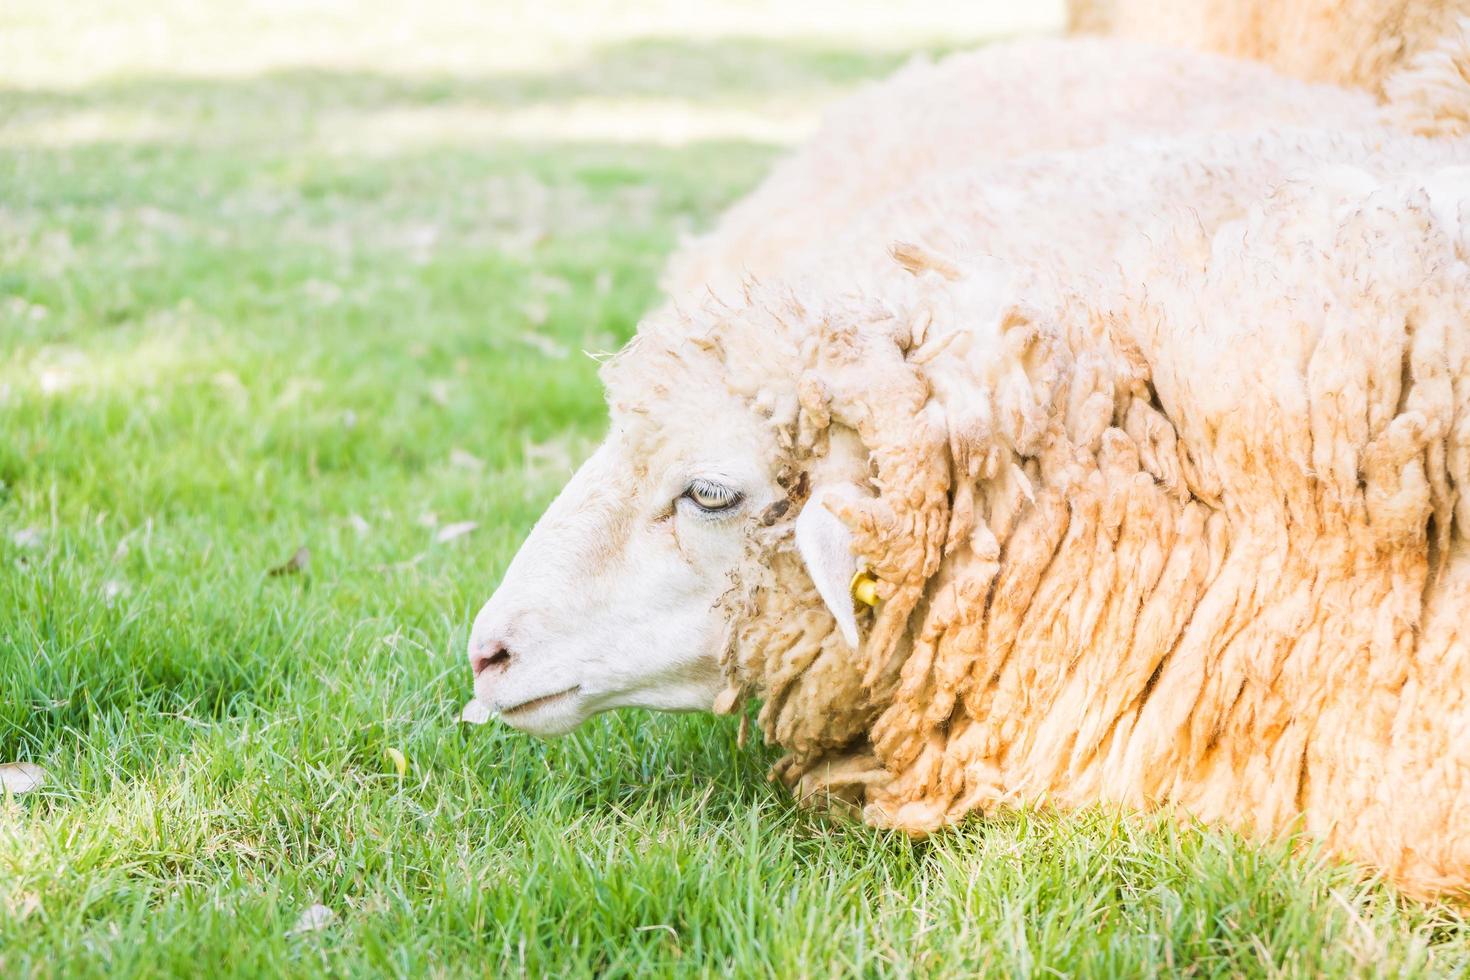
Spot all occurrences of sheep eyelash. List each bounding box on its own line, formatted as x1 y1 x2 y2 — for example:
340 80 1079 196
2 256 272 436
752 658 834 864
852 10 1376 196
682 479 744 514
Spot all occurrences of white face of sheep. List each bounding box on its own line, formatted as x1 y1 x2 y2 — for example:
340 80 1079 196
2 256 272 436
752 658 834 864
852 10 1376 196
465 387 869 736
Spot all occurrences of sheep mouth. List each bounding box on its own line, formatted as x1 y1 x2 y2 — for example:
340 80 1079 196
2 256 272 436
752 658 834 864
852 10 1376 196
501 686 581 716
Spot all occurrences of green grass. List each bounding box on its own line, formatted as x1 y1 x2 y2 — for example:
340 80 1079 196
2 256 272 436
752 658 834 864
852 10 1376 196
3 2 1469 975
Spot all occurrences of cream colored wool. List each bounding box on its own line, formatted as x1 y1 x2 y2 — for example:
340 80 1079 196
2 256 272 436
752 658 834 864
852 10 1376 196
1067 0 1470 91
1388 17 1470 134
669 29 1470 303
662 38 1379 303
604 122 1470 896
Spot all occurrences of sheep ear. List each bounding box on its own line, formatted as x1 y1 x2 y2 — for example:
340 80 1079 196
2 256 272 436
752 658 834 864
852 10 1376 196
794 485 863 649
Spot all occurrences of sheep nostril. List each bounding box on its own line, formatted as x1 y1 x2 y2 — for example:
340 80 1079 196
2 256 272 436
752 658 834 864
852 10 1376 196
471 645 513 678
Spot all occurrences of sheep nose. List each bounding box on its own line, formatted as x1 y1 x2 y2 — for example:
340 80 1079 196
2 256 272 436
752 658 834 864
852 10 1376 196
470 642 513 678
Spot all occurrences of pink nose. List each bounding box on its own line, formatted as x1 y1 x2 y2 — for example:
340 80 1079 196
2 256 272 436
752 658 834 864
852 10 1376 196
471 640 514 678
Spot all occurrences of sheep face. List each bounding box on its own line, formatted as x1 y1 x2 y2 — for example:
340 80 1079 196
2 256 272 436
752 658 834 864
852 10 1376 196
467 266 982 739
466 386 793 735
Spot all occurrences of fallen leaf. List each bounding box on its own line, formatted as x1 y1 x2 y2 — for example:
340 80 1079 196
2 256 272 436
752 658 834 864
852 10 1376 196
435 521 478 544
460 700 492 725
0 763 46 795
449 448 485 472
385 747 407 778
287 904 337 936
268 546 310 576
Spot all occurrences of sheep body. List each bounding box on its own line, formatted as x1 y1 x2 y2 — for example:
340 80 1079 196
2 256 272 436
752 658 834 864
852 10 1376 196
663 38 1380 302
612 118 1470 897
669 23 1470 302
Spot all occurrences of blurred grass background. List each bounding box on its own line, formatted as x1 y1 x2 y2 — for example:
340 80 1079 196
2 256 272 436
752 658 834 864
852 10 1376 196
4 1 1470 975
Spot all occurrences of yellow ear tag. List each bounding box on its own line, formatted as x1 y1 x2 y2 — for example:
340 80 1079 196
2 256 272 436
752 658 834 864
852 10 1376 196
850 570 879 608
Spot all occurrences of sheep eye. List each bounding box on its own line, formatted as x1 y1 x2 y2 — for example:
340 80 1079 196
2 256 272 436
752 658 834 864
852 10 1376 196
682 479 743 513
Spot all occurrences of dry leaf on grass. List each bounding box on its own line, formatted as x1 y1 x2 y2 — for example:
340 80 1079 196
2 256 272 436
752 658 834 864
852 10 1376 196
287 904 337 936
0 763 47 795
435 521 478 544
268 546 310 576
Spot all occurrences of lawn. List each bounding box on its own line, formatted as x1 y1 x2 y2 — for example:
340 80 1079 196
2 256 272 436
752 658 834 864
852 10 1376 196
3 2 1469 975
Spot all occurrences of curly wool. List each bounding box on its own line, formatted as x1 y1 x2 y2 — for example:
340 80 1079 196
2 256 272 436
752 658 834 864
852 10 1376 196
1387 17 1470 137
1067 0 1470 92
604 119 1470 897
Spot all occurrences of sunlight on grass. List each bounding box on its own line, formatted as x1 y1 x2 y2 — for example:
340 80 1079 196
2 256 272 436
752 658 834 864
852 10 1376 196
0 109 176 149
319 100 822 150
3 101 819 151
1 1 1063 87
3 318 209 399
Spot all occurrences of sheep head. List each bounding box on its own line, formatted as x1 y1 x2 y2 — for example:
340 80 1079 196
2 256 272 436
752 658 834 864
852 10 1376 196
464 375 787 734
465 246 1062 758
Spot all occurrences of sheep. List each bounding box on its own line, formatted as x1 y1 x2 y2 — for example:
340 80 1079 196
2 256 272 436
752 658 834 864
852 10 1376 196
467 42 1470 898
1066 0 1470 92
